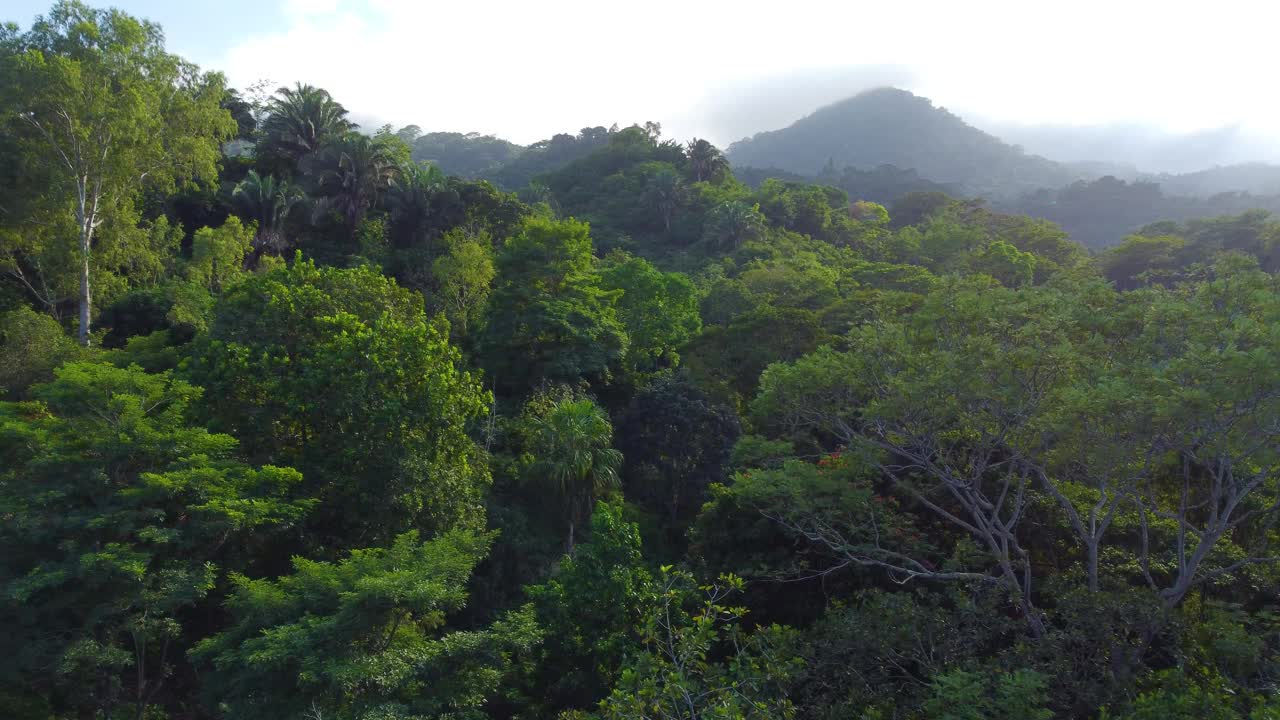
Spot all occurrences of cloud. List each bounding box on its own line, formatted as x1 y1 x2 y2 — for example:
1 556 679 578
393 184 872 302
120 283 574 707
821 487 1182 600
215 0 1280 149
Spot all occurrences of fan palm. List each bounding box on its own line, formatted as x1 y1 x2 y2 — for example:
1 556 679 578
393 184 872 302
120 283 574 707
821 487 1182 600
258 83 354 172
703 200 766 249
231 170 305 256
384 162 448 247
685 138 730 183
527 397 624 551
316 133 401 229
645 168 685 234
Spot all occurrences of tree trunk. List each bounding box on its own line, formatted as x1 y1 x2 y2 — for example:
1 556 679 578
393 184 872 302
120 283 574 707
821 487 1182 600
1087 541 1099 593
77 202 93 347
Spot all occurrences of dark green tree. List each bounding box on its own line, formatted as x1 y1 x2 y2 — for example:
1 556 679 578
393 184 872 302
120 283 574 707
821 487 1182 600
523 394 624 551
192 530 541 720
0 362 308 720
257 82 353 175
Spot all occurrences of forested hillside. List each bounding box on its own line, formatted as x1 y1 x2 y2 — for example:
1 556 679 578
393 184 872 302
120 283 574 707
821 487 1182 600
725 88 1080 197
2 3 1280 720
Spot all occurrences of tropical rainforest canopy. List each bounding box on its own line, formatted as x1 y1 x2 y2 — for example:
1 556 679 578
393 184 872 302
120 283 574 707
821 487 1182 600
1 3 1279 719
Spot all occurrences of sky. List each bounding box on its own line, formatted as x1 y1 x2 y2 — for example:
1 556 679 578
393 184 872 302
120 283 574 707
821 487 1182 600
10 0 1280 168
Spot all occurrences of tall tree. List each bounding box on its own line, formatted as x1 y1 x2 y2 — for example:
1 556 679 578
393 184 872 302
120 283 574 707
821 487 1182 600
598 253 702 375
0 362 308 719
230 170 305 256
685 138 730 183
477 216 628 392
703 200 766 249
315 131 400 229
256 82 353 174
0 1 235 344
187 258 491 551
645 167 685 234
524 395 624 551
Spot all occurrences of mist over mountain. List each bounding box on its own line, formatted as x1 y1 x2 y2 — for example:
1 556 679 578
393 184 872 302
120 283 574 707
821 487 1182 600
682 65 916 147
724 88 1080 198
981 121 1280 175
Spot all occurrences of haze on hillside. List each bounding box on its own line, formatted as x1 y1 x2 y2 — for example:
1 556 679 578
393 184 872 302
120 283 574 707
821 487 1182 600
8 0 1280 173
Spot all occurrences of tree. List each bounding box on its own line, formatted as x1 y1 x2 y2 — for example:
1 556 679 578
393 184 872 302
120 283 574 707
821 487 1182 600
191 530 541 720
230 170 305 256
1115 259 1280 608
315 131 401 230
431 228 495 337
477 216 628 392
0 306 86 397
185 216 252 293
1098 234 1189 289
614 377 741 532
384 161 448 249
969 239 1036 287
1 1 236 344
750 278 1095 635
187 258 491 551
683 305 828 407
520 501 655 716
524 395 624 551
598 253 702 374
703 200 766 249
921 669 1053 720
645 167 685 234
685 138 730 183
257 82 353 174
0 362 308 720
591 569 799 720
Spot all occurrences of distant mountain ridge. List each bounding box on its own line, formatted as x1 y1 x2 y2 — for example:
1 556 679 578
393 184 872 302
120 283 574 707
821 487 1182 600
405 87 1280 211
725 88 1080 198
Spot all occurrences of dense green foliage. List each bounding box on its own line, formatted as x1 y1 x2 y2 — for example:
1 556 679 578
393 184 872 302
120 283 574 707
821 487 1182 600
3 4 1280 719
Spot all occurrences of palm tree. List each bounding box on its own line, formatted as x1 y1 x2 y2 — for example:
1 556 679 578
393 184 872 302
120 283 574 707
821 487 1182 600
645 168 685 234
703 200 765 249
316 133 401 229
384 162 448 246
231 170 305 257
526 397 623 551
258 83 354 173
685 138 730 183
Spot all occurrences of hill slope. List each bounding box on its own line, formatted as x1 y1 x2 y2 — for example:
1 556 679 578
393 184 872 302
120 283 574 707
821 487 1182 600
725 87 1078 198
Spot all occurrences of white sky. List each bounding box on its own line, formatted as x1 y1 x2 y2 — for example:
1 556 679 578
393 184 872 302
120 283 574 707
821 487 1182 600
12 0 1277 151
205 0 1280 148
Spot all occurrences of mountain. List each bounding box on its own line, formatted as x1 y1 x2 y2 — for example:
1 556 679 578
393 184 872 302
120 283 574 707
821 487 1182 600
725 87 1080 198
984 121 1280 175
1146 163 1280 197
410 131 525 178
406 127 617 190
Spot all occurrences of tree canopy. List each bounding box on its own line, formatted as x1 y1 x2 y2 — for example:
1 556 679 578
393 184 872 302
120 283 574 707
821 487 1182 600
3 5 1280 719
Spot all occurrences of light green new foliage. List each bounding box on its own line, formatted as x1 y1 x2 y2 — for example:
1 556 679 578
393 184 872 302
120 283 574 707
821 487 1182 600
188 257 492 550
432 229 496 337
0 1 235 344
192 530 542 720
186 216 254 293
598 251 701 374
